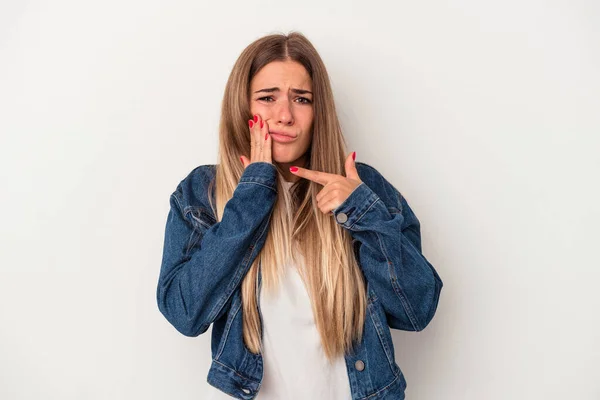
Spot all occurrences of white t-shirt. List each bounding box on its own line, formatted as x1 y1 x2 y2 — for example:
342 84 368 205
206 180 352 399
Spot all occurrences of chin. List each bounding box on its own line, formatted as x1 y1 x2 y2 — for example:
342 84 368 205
273 158 293 166
272 152 295 165
273 147 308 166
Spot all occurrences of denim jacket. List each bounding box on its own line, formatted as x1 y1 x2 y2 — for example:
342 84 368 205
156 161 443 400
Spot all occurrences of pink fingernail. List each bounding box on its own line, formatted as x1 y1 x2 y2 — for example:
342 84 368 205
290 167 298 172
265 133 268 140
352 151 356 161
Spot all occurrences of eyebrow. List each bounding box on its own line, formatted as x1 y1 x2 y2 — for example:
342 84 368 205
253 87 313 95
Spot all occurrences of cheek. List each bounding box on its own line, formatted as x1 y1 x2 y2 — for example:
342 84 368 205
250 102 264 118
249 103 258 115
249 102 266 117
298 109 314 130
301 128 313 148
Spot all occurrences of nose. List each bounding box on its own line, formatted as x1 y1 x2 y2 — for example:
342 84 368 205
275 101 294 126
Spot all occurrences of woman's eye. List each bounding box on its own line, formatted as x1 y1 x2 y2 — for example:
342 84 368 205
257 96 312 104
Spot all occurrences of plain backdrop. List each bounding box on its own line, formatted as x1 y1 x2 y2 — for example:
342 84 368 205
1 1 599 399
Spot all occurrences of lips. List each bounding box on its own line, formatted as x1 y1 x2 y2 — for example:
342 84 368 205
269 131 295 138
268 131 297 143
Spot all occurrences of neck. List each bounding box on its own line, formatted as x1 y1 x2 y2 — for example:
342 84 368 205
277 154 307 183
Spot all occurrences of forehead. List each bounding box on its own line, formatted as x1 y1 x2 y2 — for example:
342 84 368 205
250 60 312 89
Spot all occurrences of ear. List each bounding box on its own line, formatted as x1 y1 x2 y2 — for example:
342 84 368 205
344 152 359 180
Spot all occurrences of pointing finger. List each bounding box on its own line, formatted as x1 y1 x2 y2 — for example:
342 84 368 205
290 166 335 186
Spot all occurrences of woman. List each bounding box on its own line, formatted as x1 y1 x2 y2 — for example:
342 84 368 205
156 32 443 400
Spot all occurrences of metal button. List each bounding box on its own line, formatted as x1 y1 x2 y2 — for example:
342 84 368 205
241 388 251 394
336 212 348 223
354 360 365 371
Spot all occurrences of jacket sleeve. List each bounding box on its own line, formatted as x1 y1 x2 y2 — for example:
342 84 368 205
156 162 277 337
332 171 443 332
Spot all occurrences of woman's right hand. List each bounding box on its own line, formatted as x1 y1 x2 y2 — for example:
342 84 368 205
240 114 272 168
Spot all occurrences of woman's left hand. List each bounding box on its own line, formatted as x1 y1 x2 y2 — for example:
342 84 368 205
290 152 362 214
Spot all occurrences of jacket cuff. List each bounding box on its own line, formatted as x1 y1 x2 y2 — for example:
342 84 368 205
238 162 278 191
331 182 386 229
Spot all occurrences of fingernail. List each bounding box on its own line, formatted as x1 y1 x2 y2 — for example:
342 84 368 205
249 120 254 128
352 151 356 161
290 167 298 172
240 156 244 164
265 133 268 140
260 120 264 128
253 115 258 123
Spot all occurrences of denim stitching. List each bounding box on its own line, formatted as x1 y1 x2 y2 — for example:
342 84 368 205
367 303 396 373
187 209 213 229
359 371 401 400
375 231 421 331
203 215 270 332
213 359 261 383
237 181 277 193
215 294 242 360
184 230 198 257
347 195 380 230
170 192 184 214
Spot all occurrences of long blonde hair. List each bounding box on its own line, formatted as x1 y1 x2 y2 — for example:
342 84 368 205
208 31 367 363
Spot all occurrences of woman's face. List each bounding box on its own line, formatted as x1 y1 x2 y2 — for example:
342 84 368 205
249 60 314 167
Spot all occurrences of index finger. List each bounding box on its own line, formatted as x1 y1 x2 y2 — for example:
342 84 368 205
290 166 336 186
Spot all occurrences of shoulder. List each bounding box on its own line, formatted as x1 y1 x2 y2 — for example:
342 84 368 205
354 161 403 211
171 163 217 213
355 161 382 181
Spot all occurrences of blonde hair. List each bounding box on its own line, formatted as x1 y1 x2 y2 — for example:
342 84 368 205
208 31 367 363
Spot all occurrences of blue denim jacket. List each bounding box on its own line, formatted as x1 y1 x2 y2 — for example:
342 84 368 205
157 161 443 399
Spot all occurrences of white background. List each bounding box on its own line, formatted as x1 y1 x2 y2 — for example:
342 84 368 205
1 1 599 399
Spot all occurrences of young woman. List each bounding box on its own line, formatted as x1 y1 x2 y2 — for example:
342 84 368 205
156 32 443 400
